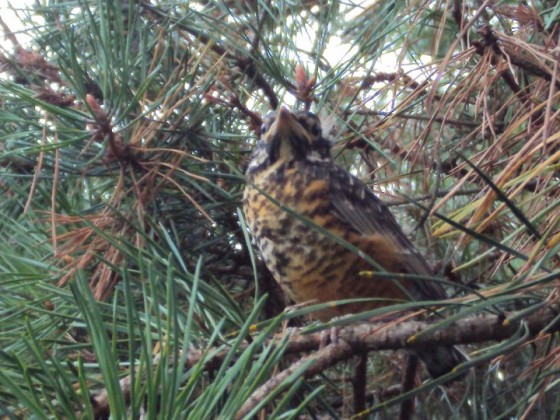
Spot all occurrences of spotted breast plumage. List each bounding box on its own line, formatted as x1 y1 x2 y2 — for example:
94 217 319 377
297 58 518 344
242 107 466 378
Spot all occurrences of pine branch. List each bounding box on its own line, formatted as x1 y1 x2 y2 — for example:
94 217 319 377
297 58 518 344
91 301 560 418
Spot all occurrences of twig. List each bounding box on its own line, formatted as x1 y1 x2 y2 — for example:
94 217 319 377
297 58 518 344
398 354 418 420
235 339 354 419
347 109 494 129
141 0 281 109
353 353 368 415
0 13 21 49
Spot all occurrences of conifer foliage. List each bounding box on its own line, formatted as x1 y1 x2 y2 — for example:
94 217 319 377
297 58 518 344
0 1 559 418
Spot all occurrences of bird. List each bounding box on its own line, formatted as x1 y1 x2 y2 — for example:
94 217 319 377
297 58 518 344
242 106 466 379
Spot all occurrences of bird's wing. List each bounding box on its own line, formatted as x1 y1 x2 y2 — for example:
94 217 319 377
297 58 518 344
327 164 447 301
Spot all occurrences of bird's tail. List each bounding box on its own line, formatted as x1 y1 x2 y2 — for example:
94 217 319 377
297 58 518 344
416 345 468 380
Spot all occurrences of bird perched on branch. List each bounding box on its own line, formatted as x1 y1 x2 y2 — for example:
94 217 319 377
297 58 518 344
242 107 466 379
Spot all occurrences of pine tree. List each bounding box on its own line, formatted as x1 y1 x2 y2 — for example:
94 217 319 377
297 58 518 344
1 1 559 418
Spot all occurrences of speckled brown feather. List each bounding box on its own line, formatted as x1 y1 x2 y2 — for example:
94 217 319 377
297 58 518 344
244 158 413 320
243 108 466 378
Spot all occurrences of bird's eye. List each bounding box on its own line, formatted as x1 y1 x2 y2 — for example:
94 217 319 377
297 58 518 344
260 112 277 135
309 122 321 137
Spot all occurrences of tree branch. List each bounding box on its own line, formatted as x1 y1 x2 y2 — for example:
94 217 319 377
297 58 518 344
237 302 560 417
91 302 560 418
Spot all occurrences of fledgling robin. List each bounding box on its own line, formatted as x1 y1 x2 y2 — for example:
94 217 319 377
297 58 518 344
242 107 466 378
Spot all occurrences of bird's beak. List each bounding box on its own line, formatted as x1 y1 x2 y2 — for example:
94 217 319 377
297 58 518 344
265 107 311 163
274 106 303 137
267 107 311 142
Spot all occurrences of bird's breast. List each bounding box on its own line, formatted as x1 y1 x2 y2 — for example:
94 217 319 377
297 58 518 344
243 162 410 320
243 163 355 297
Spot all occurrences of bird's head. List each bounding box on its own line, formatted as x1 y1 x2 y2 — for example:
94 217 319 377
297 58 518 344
246 107 332 176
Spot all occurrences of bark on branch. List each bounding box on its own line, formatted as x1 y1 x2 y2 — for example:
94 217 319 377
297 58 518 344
91 302 560 418
236 302 560 417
